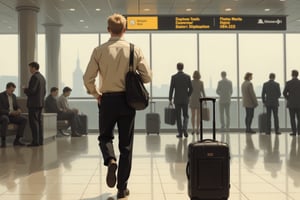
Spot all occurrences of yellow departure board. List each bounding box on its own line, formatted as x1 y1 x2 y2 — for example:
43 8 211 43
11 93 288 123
125 15 286 31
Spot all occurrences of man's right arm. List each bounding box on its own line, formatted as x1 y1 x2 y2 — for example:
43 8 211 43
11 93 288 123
83 48 101 99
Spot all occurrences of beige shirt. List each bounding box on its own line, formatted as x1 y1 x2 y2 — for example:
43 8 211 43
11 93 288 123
57 94 71 112
83 36 152 98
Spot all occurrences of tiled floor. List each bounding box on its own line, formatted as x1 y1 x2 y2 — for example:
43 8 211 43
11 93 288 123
0 132 300 200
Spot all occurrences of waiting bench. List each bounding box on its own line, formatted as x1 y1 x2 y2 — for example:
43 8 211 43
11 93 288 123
3 98 71 141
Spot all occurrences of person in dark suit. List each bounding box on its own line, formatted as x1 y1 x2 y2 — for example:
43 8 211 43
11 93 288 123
261 73 281 135
169 62 193 138
0 82 27 147
24 61 46 146
283 70 300 136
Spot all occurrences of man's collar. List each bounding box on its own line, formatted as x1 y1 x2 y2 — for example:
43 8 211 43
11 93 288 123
109 36 125 41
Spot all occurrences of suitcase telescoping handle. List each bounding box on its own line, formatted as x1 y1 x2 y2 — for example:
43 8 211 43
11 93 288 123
200 97 216 141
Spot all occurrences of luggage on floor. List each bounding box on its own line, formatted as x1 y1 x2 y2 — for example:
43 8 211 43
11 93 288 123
186 97 230 200
146 102 160 135
78 114 88 134
164 105 176 125
258 111 268 133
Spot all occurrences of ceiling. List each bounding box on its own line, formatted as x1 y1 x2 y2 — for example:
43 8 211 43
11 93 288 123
1 0 300 34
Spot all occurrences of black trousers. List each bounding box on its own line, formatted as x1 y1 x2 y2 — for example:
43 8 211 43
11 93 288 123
175 103 189 135
288 108 300 134
28 107 43 145
0 114 27 139
0 115 9 139
58 111 77 134
266 106 279 133
98 93 136 190
245 107 254 131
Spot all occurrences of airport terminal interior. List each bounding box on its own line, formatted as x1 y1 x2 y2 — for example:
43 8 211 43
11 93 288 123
1 0 300 199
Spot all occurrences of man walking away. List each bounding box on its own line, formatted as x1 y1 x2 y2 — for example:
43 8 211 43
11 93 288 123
83 13 152 199
169 62 193 138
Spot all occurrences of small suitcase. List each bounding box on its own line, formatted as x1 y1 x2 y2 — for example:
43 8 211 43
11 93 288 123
258 112 267 133
186 97 230 200
164 105 176 125
78 114 88 134
146 102 160 135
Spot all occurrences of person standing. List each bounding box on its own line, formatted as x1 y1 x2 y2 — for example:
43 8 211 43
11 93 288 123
283 70 300 136
216 71 233 132
261 73 281 135
241 72 258 134
169 62 193 138
0 82 27 147
189 70 205 134
24 61 46 147
83 13 152 199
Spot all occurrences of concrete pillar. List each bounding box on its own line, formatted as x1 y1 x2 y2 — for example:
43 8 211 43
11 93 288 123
16 4 39 96
44 23 62 93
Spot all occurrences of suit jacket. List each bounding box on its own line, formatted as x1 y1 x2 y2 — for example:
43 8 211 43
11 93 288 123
0 91 20 115
261 80 281 107
169 71 193 104
24 71 46 108
44 94 60 113
241 80 258 108
283 78 300 108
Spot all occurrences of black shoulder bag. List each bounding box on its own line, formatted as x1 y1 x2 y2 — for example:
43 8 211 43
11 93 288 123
125 43 149 110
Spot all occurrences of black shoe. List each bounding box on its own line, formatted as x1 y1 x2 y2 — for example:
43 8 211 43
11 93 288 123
290 133 296 136
106 160 117 188
117 188 130 199
176 134 182 138
246 129 256 134
27 143 39 147
275 131 281 135
0 142 6 148
183 130 188 138
265 132 271 135
71 132 81 137
13 139 25 146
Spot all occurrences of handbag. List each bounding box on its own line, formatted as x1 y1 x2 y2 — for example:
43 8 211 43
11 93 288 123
201 102 210 121
164 105 176 125
125 43 149 110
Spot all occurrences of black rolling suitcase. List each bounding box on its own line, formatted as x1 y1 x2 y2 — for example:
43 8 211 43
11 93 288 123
258 108 267 133
146 102 160 135
186 97 230 200
78 114 88 134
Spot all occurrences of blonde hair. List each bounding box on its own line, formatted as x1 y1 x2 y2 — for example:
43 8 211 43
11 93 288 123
193 70 201 80
107 13 126 34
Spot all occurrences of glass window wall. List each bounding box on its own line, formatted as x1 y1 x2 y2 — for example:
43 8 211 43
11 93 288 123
61 34 99 97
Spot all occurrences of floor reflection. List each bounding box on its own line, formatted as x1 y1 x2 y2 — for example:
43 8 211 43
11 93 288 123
0 133 300 200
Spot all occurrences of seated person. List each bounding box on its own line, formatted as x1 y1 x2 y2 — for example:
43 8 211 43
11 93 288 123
45 87 81 137
0 82 27 147
57 87 87 135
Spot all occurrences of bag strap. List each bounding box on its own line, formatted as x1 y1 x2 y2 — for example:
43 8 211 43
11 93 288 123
129 43 134 72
